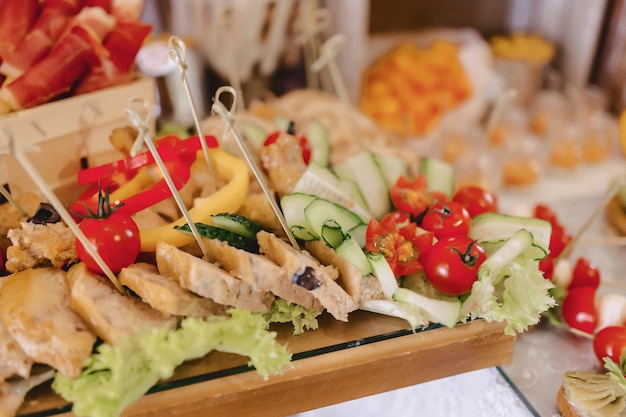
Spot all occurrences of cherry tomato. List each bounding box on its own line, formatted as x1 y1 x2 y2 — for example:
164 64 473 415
420 201 471 240
539 256 554 280
389 175 442 217
365 211 434 276
570 257 601 289
561 286 598 335
75 187 140 274
423 236 487 296
534 203 559 226
549 223 572 258
264 122 311 164
593 326 626 365
452 185 499 217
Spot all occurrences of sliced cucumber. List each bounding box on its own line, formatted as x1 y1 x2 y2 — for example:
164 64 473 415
274 114 290 131
280 193 319 241
306 119 330 167
239 120 269 151
419 157 455 198
304 198 365 248
393 287 461 329
210 213 263 239
469 212 551 260
367 252 398 299
335 237 373 275
174 223 259 253
294 163 371 221
334 150 391 219
347 223 367 248
374 153 408 187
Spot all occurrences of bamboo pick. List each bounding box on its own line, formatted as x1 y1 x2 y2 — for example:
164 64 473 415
295 0 329 90
211 86 300 250
2 127 125 293
125 98 210 261
0 182 27 217
555 174 626 263
167 35 217 195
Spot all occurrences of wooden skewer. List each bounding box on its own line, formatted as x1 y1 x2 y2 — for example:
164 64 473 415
125 98 210 261
168 35 217 195
211 86 300 251
3 127 125 294
0 182 27 216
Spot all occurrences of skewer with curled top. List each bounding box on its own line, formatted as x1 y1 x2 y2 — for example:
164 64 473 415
211 86 301 251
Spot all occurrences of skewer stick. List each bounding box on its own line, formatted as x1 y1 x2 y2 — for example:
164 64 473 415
295 0 329 90
311 34 350 106
555 174 626 263
485 88 518 139
2 128 125 293
167 35 217 195
211 86 300 250
0 182 27 217
125 98 209 260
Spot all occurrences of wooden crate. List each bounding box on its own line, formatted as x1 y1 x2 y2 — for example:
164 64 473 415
0 77 156 199
18 313 514 417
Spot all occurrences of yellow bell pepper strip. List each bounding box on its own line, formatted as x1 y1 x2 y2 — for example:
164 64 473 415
138 148 249 252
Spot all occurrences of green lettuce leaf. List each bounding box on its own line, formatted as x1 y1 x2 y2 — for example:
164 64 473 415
264 298 320 335
52 309 292 417
480 258 556 335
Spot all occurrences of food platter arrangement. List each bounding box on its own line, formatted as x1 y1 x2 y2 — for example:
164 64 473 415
1 1 626 417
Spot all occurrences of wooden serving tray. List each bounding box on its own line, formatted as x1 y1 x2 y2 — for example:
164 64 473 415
18 312 514 417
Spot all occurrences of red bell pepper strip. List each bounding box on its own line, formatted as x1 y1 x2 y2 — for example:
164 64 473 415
365 210 435 276
71 135 218 217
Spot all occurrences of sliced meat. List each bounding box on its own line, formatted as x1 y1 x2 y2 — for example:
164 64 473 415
156 241 274 314
0 312 32 380
5 222 78 273
0 267 96 379
119 263 228 318
258 132 306 195
0 368 55 417
257 231 358 322
203 237 323 312
67 263 178 346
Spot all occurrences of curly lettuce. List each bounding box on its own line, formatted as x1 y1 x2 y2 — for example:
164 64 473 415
52 309 292 417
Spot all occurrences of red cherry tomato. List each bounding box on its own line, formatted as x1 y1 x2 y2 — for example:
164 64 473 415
76 210 140 274
570 257 601 289
561 286 598 335
365 211 434 276
593 326 626 365
534 203 559 226
420 201 471 240
539 256 554 280
549 223 572 258
389 175 442 217
452 185 499 217
423 236 487 296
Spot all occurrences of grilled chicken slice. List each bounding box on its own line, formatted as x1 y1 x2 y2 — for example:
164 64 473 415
119 263 228 318
203 238 323 312
0 312 32 381
5 222 78 273
257 231 358 321
67 263 178 346
0 267 96 379
156 241 274 314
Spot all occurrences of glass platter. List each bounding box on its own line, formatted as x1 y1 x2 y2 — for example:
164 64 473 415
17 311 514 417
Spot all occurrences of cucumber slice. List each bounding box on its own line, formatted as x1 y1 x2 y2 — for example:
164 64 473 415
280 193 319 241
304 198 365 248
335 237 373 275
334 150 391 219
419 157 455 198
306 119 330 167
469 212 551 260
347 223 367 248
374 153 408 187
239 120 269 151
210 213 263 239
294 163 371 221
393 287 461 329
367 252 398 299
174 223 259 253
